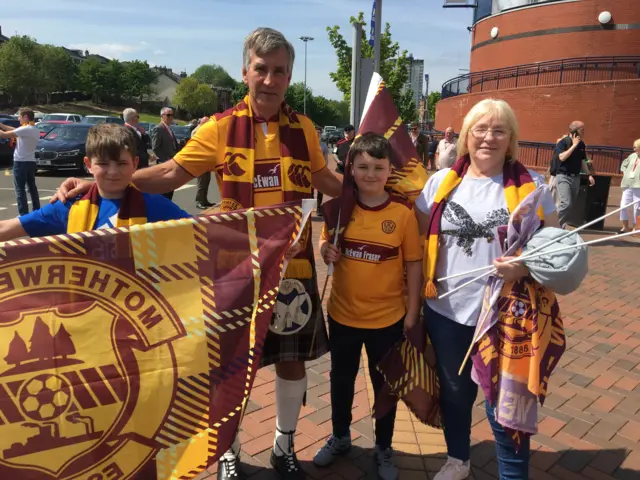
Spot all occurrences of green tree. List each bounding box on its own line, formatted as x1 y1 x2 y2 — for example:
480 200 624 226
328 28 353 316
102 60 126 101
427 91 441 123
192 64 238 89
174 77 218 118
284 82 308 113
0 36 41 103
326 12 416 121
78 58 108 102
123 60 157 102
231 82 249 104
40 45 78 101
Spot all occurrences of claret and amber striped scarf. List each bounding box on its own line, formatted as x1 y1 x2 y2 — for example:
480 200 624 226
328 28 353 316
424 154 543 298
214 95 314 279
67 183 147 233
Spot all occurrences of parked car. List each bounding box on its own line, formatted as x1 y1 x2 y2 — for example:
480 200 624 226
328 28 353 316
325 127 344 145
0 118 21 159
36 121 73 138
41 113 83 123
82 115 124 125
34 124 92 173
138 122 156 133
171 125 191 149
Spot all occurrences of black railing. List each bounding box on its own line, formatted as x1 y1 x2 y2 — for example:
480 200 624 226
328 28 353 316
441 56 640 99
518 141 633 177
427 130 633 177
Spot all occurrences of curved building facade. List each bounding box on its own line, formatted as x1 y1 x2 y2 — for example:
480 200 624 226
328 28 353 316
436 0 640 151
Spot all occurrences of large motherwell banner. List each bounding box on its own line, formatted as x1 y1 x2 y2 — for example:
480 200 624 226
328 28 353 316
0 202 306 479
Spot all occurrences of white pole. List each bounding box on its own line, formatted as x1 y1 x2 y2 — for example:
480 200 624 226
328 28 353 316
299 36 314 115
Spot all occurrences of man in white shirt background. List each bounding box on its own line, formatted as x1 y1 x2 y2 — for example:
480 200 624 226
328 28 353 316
436 126 458 170
0 108 41 215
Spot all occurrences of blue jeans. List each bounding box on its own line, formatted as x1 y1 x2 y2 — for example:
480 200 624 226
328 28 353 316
425 303 530 480
13 162 40 216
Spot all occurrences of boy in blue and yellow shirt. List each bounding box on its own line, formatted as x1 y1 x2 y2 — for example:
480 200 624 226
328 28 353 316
0 124 189 240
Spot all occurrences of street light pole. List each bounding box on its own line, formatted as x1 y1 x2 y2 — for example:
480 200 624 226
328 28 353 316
299 36 314 114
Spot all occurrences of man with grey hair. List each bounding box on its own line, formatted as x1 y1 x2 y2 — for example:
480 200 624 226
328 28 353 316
51 27 342 480
123 108 150 169
151 106 178 198
435 126 457 169
553 120 595 227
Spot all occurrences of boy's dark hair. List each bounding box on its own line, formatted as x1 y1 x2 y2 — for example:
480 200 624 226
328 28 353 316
18 108 35 122
349 132 390 163
86 124 137 162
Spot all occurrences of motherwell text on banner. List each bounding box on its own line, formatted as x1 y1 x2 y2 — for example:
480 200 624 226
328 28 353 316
0 202 306 479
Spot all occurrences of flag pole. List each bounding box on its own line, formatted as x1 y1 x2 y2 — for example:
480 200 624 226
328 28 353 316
310 208 341 356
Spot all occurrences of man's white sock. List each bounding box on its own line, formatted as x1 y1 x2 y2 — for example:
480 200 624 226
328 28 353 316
222 434 240 461
273 374 307 457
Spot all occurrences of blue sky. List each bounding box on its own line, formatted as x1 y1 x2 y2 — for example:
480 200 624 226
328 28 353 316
2 0 473 100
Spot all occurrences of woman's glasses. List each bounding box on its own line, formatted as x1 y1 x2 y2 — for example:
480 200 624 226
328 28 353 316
471 127 510 139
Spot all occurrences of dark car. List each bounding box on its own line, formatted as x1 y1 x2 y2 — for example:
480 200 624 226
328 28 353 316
35 124 92 173
171 125 191 149
37 121 73 138
83 115 124 125
0 118 21 160
325 128 344 145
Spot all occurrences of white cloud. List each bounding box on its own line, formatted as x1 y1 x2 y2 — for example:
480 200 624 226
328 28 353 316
153 49 166 56
66 41 150 59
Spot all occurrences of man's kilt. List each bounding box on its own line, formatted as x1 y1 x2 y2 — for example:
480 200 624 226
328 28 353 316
259 260 328 367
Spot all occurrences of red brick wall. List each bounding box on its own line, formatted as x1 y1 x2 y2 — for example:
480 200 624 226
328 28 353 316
470 0 640 71
435 80 640 148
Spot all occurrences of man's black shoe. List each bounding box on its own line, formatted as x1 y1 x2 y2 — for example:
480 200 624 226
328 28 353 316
217 455 246 480
196 201 209 210
270 450 305 479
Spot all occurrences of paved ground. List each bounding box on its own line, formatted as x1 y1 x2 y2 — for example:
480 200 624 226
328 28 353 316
1 161 638 479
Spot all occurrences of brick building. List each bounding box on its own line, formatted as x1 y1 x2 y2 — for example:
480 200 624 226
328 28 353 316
436 0 640 150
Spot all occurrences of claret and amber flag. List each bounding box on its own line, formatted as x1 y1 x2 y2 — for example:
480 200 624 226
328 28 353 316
322 72 428 246
0 201 309 479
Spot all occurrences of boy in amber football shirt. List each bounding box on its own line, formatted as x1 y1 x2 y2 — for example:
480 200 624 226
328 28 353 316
314 133 423 480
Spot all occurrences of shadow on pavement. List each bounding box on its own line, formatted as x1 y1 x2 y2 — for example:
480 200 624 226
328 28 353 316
213 442 637 480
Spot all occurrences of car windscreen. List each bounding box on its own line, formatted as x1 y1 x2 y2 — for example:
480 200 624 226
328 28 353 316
44 126 90 142
44 115 69 121
171 126 190 137
105 117 124 125
83 117 105 124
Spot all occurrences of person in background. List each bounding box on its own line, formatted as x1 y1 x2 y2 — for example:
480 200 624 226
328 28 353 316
123 108 150 169
619 138 640 233
151 107 178 200
553 121 595 228
0 107 41 216
409 122 428 168
335 125 355 175
435 127 457 170
436 127 458 170
427 135 438 171
192 116 214 209
315 125 329 217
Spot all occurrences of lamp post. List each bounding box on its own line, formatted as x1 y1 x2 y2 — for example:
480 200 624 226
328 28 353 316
299 36 314 114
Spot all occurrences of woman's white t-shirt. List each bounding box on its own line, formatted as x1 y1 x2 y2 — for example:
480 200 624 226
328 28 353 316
415 168 556 327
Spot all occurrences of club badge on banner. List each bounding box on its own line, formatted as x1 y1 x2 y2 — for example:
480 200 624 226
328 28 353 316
0 200 311 479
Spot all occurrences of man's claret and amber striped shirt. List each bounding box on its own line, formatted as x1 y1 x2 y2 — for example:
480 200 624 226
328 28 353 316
321 195 423 329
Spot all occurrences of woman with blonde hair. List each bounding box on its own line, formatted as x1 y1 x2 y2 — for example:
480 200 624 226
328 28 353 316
619 139 640 233
415 98 560 480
